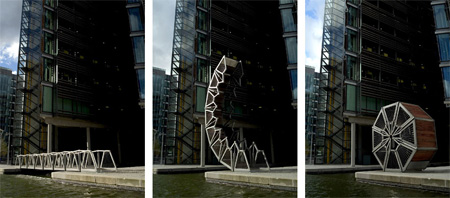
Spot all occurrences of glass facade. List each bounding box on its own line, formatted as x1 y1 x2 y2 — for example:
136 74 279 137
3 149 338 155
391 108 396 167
346 55 359 80
128 7 144 31
346 84 357 111
127 0 140 3
197 10 207 31
196 59 208 83
43 58 54 82
44 32 54 55
347 6 357 27
198 0 208 9
290 70 297 100
347 29 358 53
137 69 145 100
44 9 54 30
42 86 53 112
437 34 450 62
197 33 208 55
45 0 54 8
132 36 145 63
280 0 293 4
281 9 296 32
196 86 206 112
433 4 449 29
443 67 450 98
285 37 297 64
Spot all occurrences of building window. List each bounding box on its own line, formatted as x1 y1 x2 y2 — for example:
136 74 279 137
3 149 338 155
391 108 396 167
44 9 54 30
347 29 358 53
45 0 54 8
347 6 358 27
437 34 450 62
442 67 450 99
197 59 208 83
279 0 293 4
346 55 359 81
42 86 53 112
197 33 208 55
285 37 297 64
198 0 208 9
43 58 55 82
346 84 358 111
132 36 145 63
128 7 144 31
196 86 206 112
290 69 297 100
281 8 296 32
197 10 207 31
44 32 54 55
127 0 140 3
137 69 145 100
348 0 359 5
432 4 449 29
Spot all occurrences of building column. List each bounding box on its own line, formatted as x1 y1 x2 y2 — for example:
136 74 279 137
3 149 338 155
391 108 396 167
351 122 356 167
47 124 52 153
200 124 205 167
86 127 91 150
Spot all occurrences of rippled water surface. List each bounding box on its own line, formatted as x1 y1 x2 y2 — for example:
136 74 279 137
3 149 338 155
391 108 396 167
153 173 297 197
306 173 449 197
0 174 144 197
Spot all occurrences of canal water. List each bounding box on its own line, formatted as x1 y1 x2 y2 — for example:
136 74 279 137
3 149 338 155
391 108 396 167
0 174 144 197
153 173 297 197
306 173 449 197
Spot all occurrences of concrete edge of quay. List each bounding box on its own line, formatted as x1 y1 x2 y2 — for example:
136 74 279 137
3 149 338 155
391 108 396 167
204 171 297 192
153 166 228 174
305 166 381 174
355 171 450 194
51 172 145 191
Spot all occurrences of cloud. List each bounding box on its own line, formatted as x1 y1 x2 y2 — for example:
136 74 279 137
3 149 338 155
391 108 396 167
0 0 22 71
12 70 16 75
152 0 176 74
305 0 325 72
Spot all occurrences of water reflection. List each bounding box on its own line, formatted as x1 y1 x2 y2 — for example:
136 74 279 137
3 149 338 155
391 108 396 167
306 173 448 197
0 174 144 197
153 173 297 198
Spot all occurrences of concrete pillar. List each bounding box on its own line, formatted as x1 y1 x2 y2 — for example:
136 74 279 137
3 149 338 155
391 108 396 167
47 124 52 153
86 127 91 150
200 124 205 167
351 122 356 167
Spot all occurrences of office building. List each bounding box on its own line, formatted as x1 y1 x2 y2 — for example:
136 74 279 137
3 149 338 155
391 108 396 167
305 66 320 163
0 67 15 162
153 67 171 163
167 0 297 165
317 0 449 165
126 0 145 108
431 0 450 106
12 0 144 166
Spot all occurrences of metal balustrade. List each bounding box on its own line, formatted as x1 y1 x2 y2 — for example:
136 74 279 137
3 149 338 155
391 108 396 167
15 150 117 172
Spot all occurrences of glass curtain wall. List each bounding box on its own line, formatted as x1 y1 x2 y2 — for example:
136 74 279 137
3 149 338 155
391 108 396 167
433 4 449 29
437 34 450 62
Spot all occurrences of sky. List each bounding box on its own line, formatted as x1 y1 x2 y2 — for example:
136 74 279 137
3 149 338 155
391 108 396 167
152 0 325 73
0 0 22 74
0 0 324 75
305 0 325 72
152 0 176 75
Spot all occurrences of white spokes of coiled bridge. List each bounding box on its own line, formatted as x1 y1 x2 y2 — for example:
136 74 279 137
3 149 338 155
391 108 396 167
205 56 270 171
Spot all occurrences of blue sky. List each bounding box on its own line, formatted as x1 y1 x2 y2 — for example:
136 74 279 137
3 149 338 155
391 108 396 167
0 0 22 74
305 0 325 72
153 0 176 74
